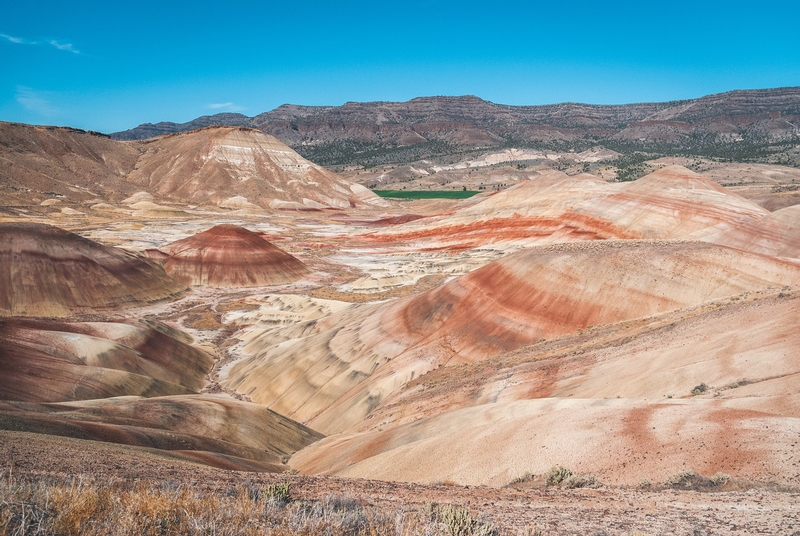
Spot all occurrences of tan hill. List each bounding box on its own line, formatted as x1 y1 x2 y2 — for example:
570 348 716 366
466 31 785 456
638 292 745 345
0 319 213 402
0 122 384 210
0 316 322 472
365 166 778 252
125 127 384 210
595 165 768 238
221 240 800 435
0 394 323 472
291 289 800 486
160 224 309 287
691 203 800 258
0 223 186 317
0 122 140 205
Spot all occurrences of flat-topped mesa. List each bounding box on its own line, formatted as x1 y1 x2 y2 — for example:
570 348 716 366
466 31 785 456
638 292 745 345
0 223 186 317
112 87 800 157
161 224 309 288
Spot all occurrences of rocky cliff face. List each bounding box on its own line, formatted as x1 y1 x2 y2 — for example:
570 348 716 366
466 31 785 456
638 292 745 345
112 88 800 166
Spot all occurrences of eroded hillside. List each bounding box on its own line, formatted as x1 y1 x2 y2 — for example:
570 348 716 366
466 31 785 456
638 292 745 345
1 119 799 534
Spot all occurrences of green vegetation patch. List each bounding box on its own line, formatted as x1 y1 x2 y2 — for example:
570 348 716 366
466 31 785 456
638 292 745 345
372 190 481 199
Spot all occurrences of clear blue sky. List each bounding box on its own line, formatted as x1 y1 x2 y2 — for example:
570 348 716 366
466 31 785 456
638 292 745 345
1 0 798 133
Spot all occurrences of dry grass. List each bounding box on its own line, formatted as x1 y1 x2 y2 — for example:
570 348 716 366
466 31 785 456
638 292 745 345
663 470 737 491
545 466 572 486
0 472 506 536
562 474 601 489
508 468 600 490
420 502 497 536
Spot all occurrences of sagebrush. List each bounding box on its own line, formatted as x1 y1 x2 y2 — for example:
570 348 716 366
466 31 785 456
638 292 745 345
0 473 503 536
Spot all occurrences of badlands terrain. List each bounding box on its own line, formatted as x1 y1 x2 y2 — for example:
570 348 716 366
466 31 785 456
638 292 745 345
1 117 800 534
113 86 800 212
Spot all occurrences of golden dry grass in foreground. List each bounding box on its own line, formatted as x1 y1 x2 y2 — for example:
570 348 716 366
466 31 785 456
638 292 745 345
2 430 800 535
0 471 500 536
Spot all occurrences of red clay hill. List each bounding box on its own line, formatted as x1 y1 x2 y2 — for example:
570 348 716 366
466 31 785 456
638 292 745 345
161 225 309 287
0 223 186 317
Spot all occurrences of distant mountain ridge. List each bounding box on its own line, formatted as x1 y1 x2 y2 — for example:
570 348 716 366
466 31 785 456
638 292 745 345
112 87 800 166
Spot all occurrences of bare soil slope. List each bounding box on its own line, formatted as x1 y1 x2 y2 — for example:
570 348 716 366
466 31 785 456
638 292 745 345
0 123 384 210
0 319 214 402
0 122 140 205
125 127 382 210
366 166 772 250
223 240 800 435
292 290 800 487
0 223 186 316
161 224 309 287
0 395 322 471
692 203 800 258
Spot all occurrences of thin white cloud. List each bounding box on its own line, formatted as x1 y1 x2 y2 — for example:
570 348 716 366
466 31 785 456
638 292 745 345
48 39 79 54
207 102 245 111
1 33 34 45
15 86 59 117
1 32 80 53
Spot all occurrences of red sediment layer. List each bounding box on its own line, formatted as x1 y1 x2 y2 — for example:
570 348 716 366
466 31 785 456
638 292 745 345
363 166 773 249
163 224 309 287
364 214 638 245
371 214 427 226
382 241 800 363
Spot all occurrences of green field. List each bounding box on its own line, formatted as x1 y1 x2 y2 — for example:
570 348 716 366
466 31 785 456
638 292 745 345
372 189 481 199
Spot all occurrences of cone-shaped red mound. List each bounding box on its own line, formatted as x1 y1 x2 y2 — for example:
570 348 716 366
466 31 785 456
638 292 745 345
162 225 309 287
0 223 186 317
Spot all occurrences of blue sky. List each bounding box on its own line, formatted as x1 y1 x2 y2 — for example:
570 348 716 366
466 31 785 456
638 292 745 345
1 0 798 133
